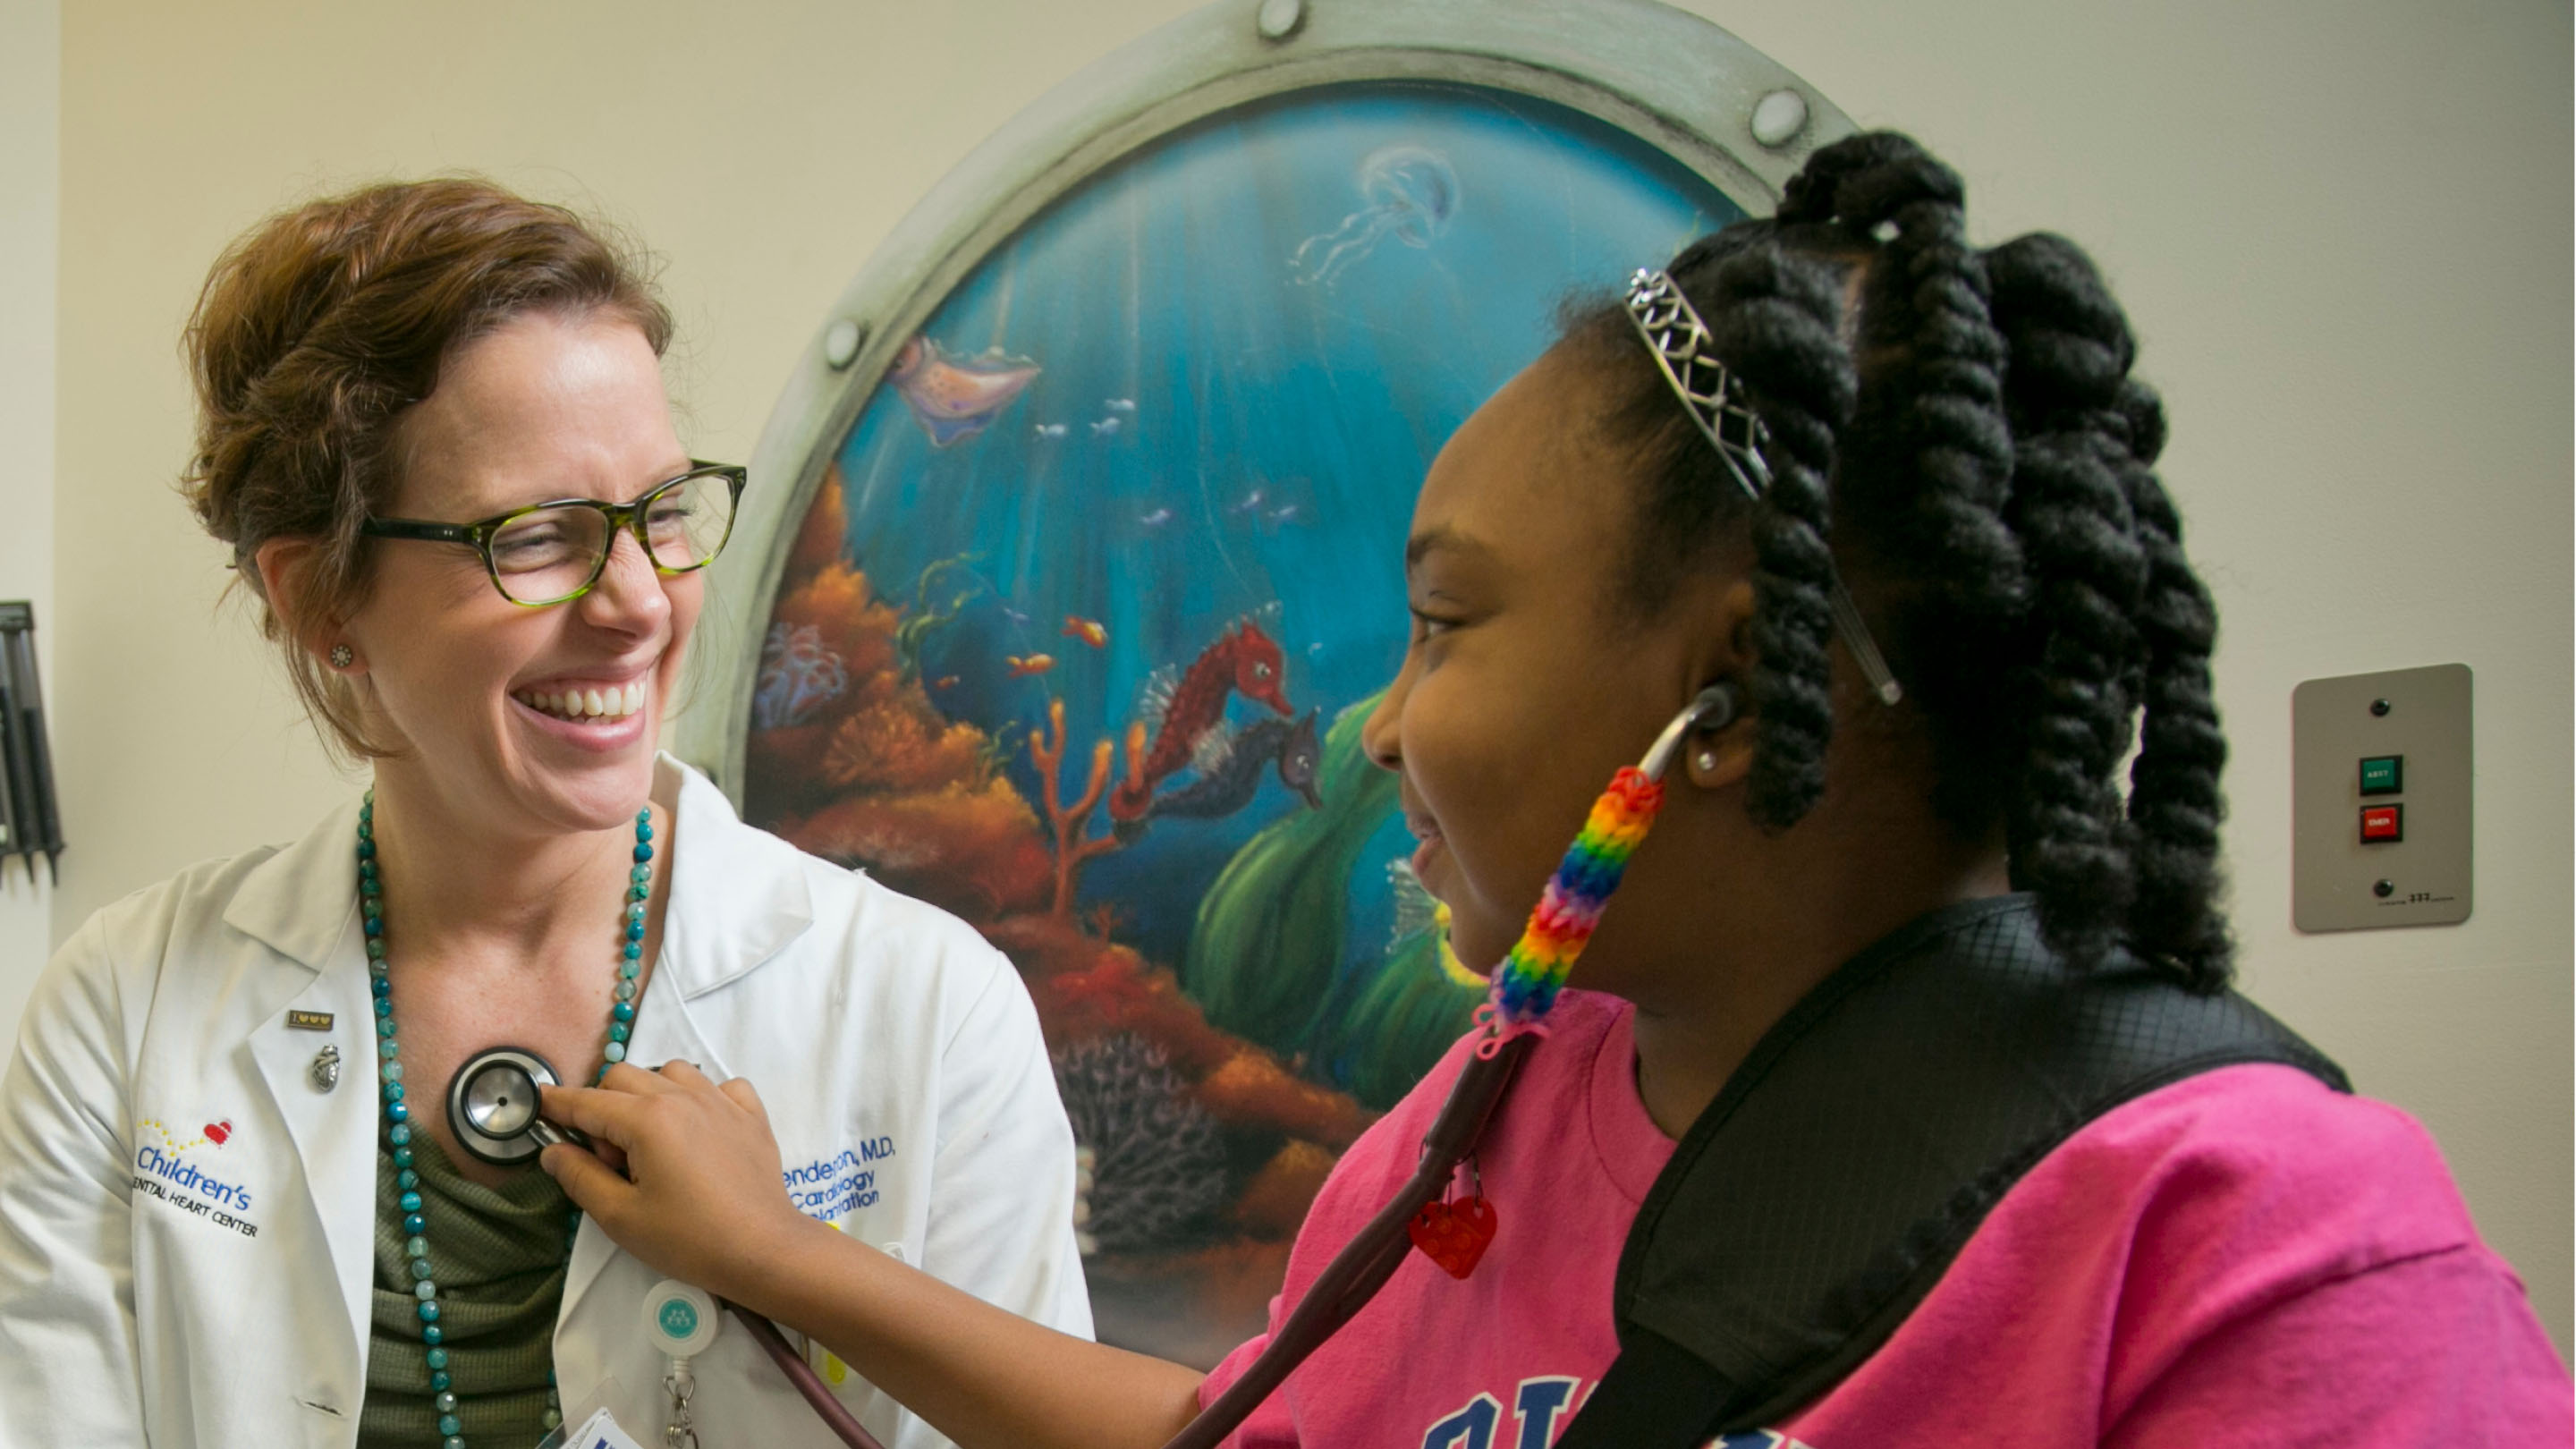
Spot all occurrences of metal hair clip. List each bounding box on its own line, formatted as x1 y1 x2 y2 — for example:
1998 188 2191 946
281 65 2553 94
1624 268 1775 502
1623 269 1903 706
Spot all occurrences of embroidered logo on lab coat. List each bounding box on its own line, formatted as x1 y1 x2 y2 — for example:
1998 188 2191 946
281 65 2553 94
781 1137 896 1220
131 1117 260 1239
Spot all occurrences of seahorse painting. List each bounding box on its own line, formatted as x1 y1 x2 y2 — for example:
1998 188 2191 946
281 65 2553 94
1107 618 1293 823
1117 711 1323 841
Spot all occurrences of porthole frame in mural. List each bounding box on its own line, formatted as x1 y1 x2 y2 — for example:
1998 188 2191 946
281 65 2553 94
672 0 1852 792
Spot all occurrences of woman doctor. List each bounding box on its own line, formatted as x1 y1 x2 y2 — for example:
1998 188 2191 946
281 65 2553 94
0 178 1090 1449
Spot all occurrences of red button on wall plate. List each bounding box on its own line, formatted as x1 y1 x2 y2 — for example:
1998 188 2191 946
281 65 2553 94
2360 805 2402 843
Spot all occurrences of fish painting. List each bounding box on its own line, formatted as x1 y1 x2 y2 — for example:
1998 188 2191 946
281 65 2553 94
1107 616 1293 823
753 623 850 728
1007 654 1057 678
1090 417 1123 438
888 335 1040 447
1062 616 1109 649
1106 398 1137 413
1138 507 1174 529
1229 487 1267 515
1034 422 1070 440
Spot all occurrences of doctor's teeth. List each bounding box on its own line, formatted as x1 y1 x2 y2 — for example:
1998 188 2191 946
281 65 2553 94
515 685 646 721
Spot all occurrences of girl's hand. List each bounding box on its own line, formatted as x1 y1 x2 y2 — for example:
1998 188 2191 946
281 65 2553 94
550 1066 1208 1449
538 1062 824 1306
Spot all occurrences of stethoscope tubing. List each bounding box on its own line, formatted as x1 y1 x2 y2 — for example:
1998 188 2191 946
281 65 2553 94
729 1301 890 1449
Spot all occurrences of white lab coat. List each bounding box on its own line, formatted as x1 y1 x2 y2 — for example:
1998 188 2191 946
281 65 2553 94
0 754 1092 1448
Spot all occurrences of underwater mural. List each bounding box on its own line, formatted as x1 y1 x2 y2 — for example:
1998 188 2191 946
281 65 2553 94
746 82 1740 1365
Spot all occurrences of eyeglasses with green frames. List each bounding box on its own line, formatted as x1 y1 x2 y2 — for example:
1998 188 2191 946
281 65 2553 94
360 462 748 607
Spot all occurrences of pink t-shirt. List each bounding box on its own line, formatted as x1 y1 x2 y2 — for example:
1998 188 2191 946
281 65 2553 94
1200 989 2570 1447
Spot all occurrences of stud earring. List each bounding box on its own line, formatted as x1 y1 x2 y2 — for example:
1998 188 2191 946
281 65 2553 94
1695 750 1719 774
327 644 353 670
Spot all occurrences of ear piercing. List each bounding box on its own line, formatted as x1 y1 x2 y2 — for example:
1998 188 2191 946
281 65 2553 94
328 644 354 670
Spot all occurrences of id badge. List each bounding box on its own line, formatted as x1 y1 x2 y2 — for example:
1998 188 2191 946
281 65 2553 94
535 1407 648 1449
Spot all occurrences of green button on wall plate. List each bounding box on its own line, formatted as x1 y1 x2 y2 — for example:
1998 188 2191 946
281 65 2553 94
2292 665 2471 931
2359 755 2402 795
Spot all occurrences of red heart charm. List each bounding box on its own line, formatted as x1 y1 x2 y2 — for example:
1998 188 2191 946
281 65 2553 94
1407 1195 1497 1279
203 1121 232 1147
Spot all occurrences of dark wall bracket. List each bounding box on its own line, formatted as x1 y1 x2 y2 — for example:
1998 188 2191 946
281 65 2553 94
0 602 64 885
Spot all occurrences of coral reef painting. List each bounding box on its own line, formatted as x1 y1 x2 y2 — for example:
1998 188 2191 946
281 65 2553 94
745 81 1736 1364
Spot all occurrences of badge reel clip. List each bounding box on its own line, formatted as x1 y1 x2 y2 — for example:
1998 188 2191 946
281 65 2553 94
647 1281 719 1449
448 1046 891 1449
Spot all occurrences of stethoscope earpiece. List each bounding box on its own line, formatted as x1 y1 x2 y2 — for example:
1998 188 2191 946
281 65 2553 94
446 1046 582 1165
1641 682 1743 782
1690 680 1742 734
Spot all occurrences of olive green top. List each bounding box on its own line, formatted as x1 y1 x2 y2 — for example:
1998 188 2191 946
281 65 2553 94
358 1126 572 1447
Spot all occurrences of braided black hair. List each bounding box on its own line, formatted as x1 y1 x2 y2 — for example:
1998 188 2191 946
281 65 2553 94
1692 242 1854 827
1567 132 2233 988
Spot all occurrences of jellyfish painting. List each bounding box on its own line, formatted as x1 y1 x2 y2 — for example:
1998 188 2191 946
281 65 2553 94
1290 145 1461 287
888 335 1042 446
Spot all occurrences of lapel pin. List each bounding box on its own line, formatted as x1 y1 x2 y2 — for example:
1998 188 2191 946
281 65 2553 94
310 1044 342 1093
286 1010 335 1031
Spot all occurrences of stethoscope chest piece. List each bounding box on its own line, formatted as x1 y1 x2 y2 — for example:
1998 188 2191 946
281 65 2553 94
447 1046 579 1165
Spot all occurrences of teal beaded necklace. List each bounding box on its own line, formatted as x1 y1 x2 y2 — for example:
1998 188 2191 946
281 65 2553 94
360 791 655 1449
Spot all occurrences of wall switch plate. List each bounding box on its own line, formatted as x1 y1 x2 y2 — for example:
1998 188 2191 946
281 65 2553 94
2292 664 2471 931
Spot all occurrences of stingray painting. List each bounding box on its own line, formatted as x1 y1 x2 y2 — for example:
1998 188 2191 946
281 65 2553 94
889 335 1041 446
1291 145 1460 287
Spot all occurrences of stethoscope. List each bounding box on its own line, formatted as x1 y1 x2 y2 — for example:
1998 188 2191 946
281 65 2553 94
448 1046 890 1449
446 1046 581 1165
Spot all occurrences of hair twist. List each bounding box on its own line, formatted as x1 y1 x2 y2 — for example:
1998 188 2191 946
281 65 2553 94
1787 134 2024 620
1984 232 2155 966
2111 378 2233 986
1670 237 1860 829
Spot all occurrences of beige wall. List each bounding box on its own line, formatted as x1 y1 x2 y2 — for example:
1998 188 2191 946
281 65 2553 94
38 0 2571 1352
0 0 58 1033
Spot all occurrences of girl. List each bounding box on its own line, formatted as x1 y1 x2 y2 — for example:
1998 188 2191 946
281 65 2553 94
535 133 2567 1446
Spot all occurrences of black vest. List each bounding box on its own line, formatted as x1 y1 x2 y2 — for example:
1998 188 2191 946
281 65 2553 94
1556 895 2346 1446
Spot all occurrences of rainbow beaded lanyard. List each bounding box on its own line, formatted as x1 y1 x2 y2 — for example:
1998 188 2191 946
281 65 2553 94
1474 684 1733 1052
